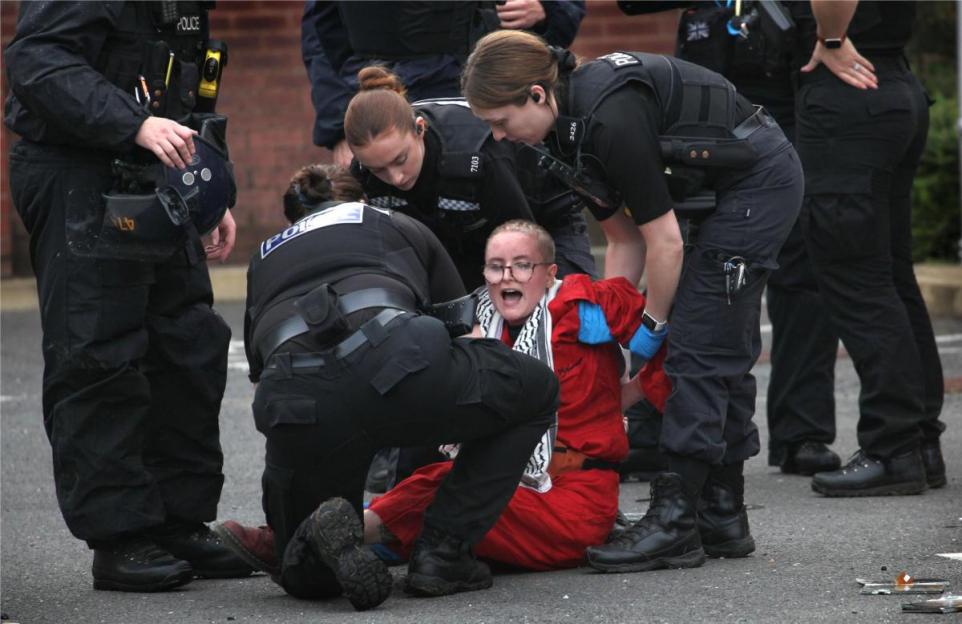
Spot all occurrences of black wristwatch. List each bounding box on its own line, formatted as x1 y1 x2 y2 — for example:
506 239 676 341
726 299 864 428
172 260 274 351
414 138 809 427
641 311 668 333
817 34 846 50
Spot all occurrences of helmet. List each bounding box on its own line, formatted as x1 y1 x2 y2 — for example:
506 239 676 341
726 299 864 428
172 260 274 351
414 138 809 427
156 134 236 235
97 134 237 260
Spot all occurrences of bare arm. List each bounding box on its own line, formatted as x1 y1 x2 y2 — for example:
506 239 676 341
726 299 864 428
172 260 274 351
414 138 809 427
637 210 683 322
599 210 646 284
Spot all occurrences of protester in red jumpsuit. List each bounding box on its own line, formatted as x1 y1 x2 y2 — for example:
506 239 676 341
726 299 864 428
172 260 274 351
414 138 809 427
364 220 671 570
217 219 670 573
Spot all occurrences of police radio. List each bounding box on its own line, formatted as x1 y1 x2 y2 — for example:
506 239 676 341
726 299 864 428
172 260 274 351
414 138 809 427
196 40 228 112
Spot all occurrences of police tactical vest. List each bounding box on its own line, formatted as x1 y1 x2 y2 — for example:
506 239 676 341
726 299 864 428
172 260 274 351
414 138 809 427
569 52 740 143
248 202 432 329
362 98 490 234
338 1 494 61
99 1 210 119
546 52 755 209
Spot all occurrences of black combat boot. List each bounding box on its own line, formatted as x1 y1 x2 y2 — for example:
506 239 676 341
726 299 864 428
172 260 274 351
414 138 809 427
92 537 194 592
404 525 492 597
780 441 841 476
307 497 393 611
152 521 254 579
811 448 927 497
921 440 946 489
698 464 755 558
586 473 705 573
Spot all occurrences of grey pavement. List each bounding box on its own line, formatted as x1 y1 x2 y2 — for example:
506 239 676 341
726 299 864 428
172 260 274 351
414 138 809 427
2 301 961 624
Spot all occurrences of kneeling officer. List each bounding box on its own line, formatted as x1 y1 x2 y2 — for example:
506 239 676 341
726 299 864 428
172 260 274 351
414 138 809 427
244 164 559 610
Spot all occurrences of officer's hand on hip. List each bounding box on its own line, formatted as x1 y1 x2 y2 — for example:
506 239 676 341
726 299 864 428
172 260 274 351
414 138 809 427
577 301 614 344
497 0 546 30
135 117 197 169
802 38 878 90
629 323 668 362
204 209 236 263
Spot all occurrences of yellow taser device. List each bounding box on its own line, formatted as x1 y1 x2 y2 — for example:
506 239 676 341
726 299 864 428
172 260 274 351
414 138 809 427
198 40 228 102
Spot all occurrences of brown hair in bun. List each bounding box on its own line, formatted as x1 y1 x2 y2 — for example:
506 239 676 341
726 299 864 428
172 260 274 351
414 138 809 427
345 66 417 147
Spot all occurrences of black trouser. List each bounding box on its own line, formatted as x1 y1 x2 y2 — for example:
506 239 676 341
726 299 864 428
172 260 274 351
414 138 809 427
796 55 945 458
756 107 839 465
9 141 229 544
253 314 557 599
661 120 803 465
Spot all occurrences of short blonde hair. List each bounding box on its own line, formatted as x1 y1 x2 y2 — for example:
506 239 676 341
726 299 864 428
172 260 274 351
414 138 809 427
487 219 555 263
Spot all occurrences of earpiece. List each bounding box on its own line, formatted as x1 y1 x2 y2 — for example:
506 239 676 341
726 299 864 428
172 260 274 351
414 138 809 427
530 91 542 104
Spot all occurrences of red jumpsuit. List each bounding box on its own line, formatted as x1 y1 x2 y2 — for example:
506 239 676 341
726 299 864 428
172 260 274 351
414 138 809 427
368 275 671 570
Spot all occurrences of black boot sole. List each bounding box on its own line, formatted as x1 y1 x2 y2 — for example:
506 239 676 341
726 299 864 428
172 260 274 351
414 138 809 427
93 568 194 592
703 536 755 559
811 480 928 497
927 475 947 489
310 498 392 611
211 523 280 577
404 571 493 597
586 546 706 573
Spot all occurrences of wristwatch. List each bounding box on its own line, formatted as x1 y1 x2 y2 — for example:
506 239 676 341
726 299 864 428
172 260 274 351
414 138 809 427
641 311 668 333
817 34 846 49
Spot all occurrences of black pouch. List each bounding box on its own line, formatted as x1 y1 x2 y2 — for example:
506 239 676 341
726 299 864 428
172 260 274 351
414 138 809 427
427 293 478 338
294 283 349 344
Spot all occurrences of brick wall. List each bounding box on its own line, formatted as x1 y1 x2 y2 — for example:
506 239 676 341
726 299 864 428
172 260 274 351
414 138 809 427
0 1 679 277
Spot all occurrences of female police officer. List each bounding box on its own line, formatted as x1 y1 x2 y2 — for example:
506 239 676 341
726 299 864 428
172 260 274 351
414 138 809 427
462 30 803 572
344 66 596 290
243 163 558 608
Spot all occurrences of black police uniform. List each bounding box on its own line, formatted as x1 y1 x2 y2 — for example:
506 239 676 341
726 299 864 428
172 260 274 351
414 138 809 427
5 2 229 547
545 52 803 470
302 0 586 151
354 98 597 291
644 0 841 468
244 201 558 598
793 2 945 460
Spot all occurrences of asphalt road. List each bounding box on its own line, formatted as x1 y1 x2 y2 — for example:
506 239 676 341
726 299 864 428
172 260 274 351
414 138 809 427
2 302 960 624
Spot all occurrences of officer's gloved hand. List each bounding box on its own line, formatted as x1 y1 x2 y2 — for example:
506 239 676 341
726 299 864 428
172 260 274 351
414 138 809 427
577 301 614 344
629 323 668 361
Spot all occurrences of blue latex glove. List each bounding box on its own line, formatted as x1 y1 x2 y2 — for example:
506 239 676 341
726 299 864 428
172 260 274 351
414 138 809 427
629 322 668 361
577 301 614 344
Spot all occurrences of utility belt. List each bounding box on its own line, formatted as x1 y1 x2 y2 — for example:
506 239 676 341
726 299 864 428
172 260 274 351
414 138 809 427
659 105 771 169
547 445 621 480
258 287 415 363
665 106 775 213
264 308 410 370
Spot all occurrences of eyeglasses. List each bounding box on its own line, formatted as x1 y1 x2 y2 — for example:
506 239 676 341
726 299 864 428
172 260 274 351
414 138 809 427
482 261 551 284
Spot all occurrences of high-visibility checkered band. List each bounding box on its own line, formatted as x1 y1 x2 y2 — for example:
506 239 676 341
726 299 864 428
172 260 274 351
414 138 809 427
367 196 408 209
438 197 481 212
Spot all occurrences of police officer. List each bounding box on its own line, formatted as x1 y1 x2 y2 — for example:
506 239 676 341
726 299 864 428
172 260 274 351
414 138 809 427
244 163 558 609
462 31 803 572
794 1 946 496
619 0 843 476
5 1 249 592
347 66 597 292
303 0 586 167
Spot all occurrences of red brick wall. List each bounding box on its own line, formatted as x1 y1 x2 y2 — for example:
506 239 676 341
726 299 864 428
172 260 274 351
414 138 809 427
0 1 679 276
